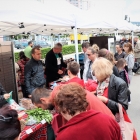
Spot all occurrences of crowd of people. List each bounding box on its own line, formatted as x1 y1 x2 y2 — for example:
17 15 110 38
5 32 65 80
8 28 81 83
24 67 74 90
0 37 139 139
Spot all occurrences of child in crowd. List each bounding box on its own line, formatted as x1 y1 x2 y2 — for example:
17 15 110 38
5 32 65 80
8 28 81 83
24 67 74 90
65 61 84 88
116 58 131 104
116 58 129 86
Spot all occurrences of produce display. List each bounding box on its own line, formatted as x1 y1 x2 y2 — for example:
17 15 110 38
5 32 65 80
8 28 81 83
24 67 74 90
20 98 36 110
26 108 53 124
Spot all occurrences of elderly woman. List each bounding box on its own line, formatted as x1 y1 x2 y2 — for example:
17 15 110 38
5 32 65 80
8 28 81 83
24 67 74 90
55 83 122 140
92 58 128 115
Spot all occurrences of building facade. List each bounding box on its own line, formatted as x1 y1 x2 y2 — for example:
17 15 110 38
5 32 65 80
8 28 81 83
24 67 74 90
66 0 91 10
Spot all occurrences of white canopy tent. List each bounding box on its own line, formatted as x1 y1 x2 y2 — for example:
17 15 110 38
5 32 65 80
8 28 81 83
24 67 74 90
0 0 77 34
0 0 140 62
0 0 84 63
76 14 140 48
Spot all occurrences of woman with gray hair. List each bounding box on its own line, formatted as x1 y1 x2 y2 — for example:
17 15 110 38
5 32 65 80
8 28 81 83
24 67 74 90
92 57 128 115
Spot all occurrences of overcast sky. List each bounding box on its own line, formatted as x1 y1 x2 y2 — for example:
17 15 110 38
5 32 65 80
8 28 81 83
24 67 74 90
89 0 140 22
125 0 140 21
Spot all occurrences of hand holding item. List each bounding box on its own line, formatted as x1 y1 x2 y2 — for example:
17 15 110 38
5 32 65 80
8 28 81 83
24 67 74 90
3 93 10 100
58 69 63 74
97 95 108 103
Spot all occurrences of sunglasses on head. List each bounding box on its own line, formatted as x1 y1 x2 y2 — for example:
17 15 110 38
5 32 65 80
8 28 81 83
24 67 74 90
0 115 12 122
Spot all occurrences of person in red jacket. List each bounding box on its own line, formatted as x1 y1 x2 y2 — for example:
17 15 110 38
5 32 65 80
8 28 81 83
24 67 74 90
17 51 29 98
64 61 84 88
55 83 122 140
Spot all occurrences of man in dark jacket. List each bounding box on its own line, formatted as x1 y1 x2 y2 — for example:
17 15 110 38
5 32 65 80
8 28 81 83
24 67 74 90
45 43 67 88
24 46 46 97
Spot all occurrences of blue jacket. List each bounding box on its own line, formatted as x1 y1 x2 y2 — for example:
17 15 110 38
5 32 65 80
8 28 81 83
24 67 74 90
24 58 45 95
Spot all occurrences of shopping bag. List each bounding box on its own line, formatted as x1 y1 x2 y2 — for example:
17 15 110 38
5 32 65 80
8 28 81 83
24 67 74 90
115 104 134 140
6 91 25 111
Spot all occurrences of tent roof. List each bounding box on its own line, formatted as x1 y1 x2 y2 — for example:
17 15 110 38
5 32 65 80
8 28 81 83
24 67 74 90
0 0 82 35
0 0 140 36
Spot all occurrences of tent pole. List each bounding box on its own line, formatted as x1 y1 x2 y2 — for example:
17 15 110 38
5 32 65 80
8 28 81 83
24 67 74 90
114 31 116 37
51 35 53 48
73 27 79 63
131 31 134 49
88 34 90 42
117 30 118 36
73 27 80 77
81 34 83 44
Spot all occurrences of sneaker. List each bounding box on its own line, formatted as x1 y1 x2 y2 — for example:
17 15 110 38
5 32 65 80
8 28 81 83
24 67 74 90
128 101 131 105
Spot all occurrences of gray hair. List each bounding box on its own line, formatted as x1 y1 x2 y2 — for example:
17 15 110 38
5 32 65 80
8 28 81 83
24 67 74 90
82 42 91 48
54 43 62 48
87 47 96 54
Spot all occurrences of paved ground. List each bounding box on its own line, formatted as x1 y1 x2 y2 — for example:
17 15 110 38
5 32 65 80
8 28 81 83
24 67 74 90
128 74 140 139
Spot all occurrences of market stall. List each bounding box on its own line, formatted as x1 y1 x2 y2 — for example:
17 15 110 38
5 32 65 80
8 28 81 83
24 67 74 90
6 95 53 140
19 112 47 140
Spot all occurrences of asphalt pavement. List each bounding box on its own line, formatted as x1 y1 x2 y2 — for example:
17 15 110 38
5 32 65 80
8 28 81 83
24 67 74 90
128 74 140 139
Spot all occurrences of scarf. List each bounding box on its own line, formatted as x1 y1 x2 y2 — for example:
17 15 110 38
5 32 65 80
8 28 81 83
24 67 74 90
96 77 110 96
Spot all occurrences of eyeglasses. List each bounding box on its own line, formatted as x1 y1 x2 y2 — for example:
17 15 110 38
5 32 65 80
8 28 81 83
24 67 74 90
86 54 92 56
0 115 12 122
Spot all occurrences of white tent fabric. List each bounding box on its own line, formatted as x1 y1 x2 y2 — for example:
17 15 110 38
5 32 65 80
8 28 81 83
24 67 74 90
0 0 76 25
76 14 140 33
0 0 90 36
0 0 140 36
0 0 81 65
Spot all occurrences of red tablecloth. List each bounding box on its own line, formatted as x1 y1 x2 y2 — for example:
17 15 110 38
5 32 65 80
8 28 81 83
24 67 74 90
20 114 47 140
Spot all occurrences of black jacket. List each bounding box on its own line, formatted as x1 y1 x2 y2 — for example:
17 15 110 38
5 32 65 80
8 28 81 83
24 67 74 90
24 58 46 95
119 70 128 86
0 83 8 107
113 66 119 77
45 49 67 85
107 74 128 115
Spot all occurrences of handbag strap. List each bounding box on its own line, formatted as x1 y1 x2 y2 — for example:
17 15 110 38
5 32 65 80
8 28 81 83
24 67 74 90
118 103 125 122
